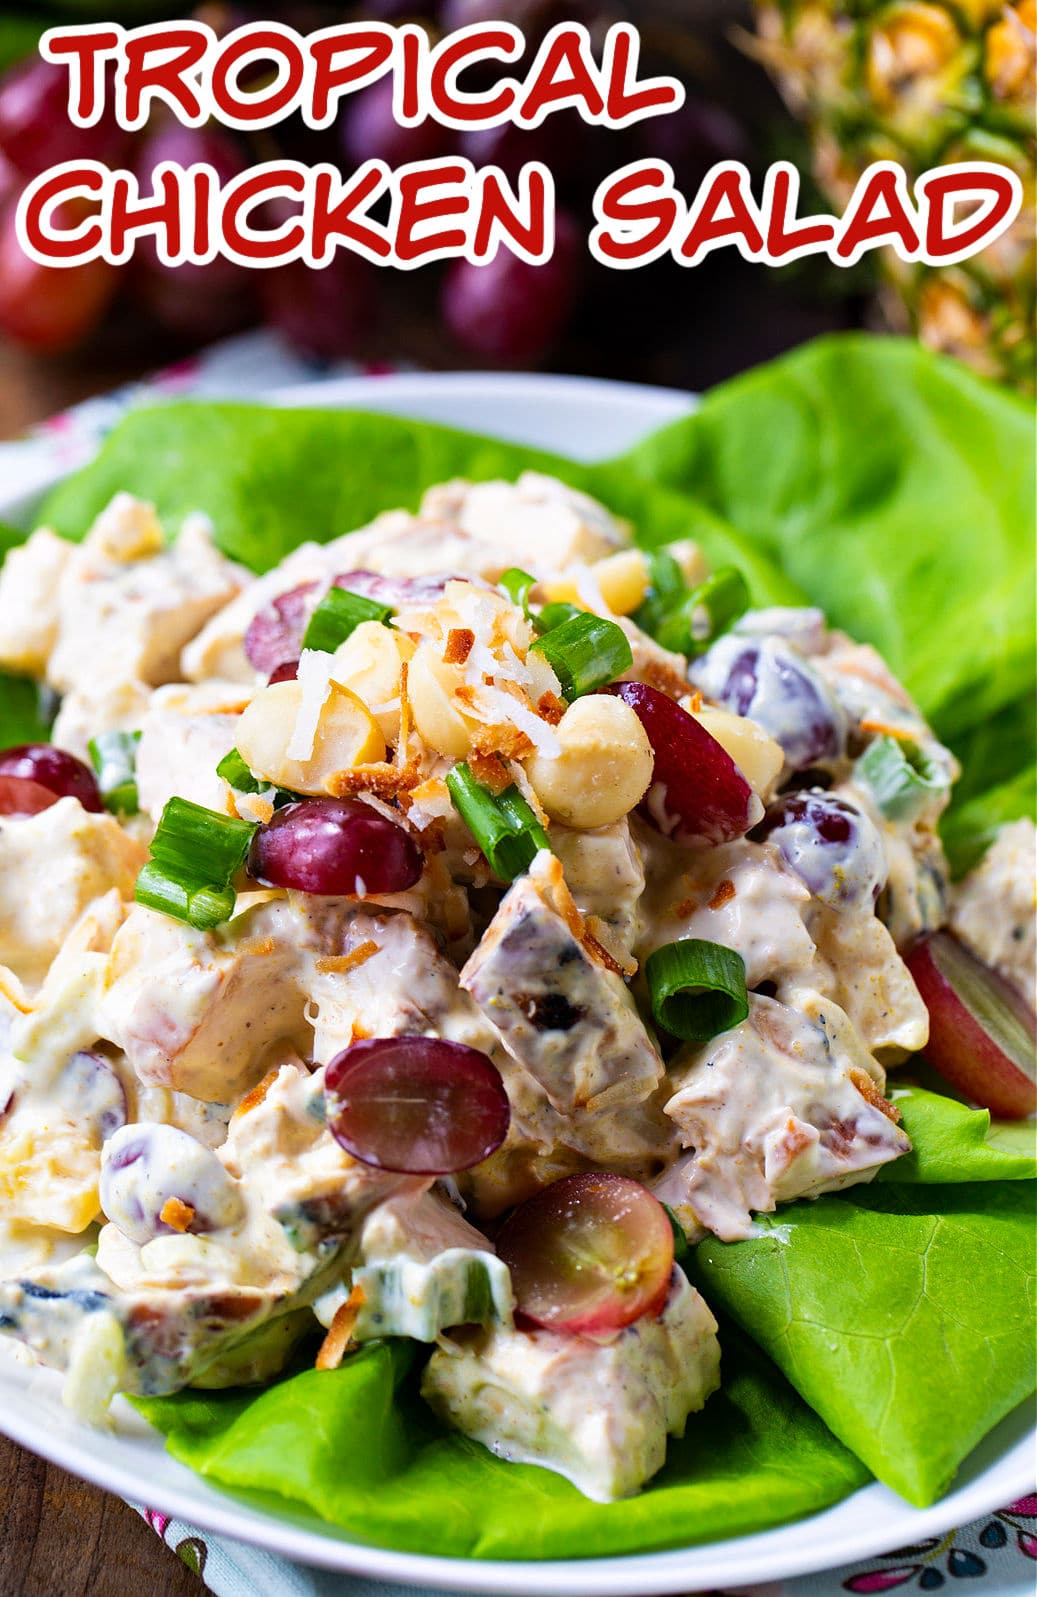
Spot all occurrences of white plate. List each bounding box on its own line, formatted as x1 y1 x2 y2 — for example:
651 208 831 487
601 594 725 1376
0 371 1031 1595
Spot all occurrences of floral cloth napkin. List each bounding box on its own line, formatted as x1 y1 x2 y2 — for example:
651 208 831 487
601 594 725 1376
4 332 1034 1597
133 1496 1037 1597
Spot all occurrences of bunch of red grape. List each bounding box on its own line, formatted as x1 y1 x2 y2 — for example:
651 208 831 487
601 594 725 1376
0 1 748 367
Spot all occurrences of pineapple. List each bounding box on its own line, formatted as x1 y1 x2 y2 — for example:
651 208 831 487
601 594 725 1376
751 0 1036 390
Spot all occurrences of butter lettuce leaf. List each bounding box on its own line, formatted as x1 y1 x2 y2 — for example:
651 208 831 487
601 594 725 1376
622 334 1036 746
882 1087 1037 1183
694 1182 1036 1508
135 1329 869 1560
37 403 800 608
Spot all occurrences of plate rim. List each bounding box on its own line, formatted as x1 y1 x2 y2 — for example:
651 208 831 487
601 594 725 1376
0 367 1032 1594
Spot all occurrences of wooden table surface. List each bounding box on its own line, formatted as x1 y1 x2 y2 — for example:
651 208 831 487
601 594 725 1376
1 336 207 1594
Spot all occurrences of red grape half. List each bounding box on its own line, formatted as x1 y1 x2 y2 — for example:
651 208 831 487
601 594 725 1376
605 682 760 846
496 1172 675 1335
248 798 423 896
325 1036 510 1174
0 745 102 812
906 932 1036 1119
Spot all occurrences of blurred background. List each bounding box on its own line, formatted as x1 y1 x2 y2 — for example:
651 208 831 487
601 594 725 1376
0 0 1033 438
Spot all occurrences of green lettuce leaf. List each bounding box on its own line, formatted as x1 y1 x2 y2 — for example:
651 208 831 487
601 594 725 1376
622 334 1036 746
694 1182 1036 1508
135 1328 869 1560
38 402 800 609
880 1086 1037 1183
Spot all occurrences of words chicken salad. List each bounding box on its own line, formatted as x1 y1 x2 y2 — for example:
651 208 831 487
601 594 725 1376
0 468 1033 1507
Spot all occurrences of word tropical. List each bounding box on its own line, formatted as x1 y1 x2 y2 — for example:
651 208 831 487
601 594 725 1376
38 19 684 132
19 156 1022 274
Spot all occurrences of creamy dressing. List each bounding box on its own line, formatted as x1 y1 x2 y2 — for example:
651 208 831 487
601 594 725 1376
0 474 1007 1502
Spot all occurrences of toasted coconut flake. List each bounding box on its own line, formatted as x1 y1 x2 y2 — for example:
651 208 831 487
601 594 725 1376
638 658 693 698
850 1067 901 1122
444 627 476 665
232 1068 280 1122
315 1284 366 1371
584 914 638 978
325 762 421 801
708 878 736 911
534 854 624 975
468 748 512 792
582 929 627 978
288 649 333 760
159 1196 196 1233
536 691 566 725
471 722 536 762
315 941 379 976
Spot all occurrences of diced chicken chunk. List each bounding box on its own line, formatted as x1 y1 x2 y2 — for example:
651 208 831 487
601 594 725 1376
101 897 309 1101
51 678 153 764
551 819 645 961
422 1267 720 1501
421 472 626 575
0 527 72 674
657 991 910 1241
805 903 929 1061
0 800 145 989
950 818 1036 1011
304 905 499 1067
315 1188 514 1342
462 854 663 1113
218 1063 415 1252
135 681 251 822
46 498 245 694
0 1041 126 1234
640 837 817 989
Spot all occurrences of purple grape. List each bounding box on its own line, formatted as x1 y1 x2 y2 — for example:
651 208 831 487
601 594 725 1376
690 635 847 773
132 124 257 341
244 582 319 673
64 1051 127 1143
442 211 581 363
0 57 128 179
334 571 450 608
325 1036 510 1174
0 745 102 812
757 789 886 909
341 75 450 169
248 798 424 896
245 572 445 674
100 1123 244 1246
260 252 377 361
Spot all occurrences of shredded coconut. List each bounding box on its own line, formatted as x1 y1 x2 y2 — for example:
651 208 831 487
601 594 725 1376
288 649 333 760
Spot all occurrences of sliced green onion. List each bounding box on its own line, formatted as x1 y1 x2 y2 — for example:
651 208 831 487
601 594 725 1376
532 601 583 636
301 587 394 655
88 730 141 816
216 747 266 796
148 797 256 883
656 567 750 658
646 938 749 1042
216 749 301 810
855 735 949 822
498 568 537 618
496 786 551 857
446 764 550 882
529 613 633 701
138 799 256 928
133 863 237 932
633 548 685 638
660 1202 691 1264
